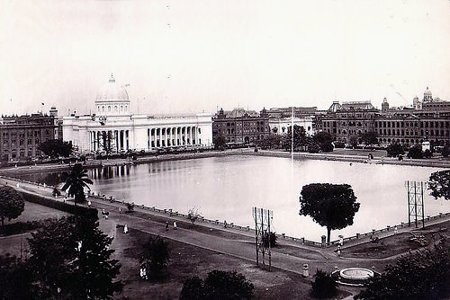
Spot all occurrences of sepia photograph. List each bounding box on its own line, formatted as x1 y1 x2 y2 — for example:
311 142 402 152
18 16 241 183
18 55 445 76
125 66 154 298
1 1 449 299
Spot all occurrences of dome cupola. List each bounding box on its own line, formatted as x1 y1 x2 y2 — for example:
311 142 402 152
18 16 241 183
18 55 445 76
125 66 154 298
95 74 131 116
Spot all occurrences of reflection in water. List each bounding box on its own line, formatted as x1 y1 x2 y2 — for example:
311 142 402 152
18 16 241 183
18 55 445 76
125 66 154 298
16 156 449 241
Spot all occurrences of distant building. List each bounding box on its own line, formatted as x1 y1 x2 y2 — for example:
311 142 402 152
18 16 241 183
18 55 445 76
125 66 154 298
212 107 270 145
0 113 57 161
316 101 378 145
63 74 213 153
266 106 316 136
316 87 450 147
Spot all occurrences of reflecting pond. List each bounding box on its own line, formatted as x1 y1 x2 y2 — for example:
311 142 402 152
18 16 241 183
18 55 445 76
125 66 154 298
20 155 449 241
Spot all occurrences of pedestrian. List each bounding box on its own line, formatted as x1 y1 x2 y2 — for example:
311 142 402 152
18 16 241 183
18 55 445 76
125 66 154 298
173 221 177 230
87 200 91 207
165 221 169 231
224 220 227 228
337 245 341 257
394 225 398 235
124 224 128 234
119 207 122 214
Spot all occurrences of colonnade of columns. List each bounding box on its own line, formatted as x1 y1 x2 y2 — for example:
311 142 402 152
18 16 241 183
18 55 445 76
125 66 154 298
88 126 201 153
89 130 129 153
147 126 200 149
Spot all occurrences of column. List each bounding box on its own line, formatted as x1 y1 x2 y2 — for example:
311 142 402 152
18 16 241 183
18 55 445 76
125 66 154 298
125 130 129 150
115 130 119 153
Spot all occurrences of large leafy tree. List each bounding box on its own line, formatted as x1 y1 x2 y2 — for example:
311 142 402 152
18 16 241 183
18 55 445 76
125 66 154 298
360 131 379 146
27 216 123 299
61 163 93 205
0 254 34 300
356 244 450 300
299 183 360 243
429 170 450 200
256 133 283 150
140 236 170 280
38 139 72 158
407 145 423 159
282 125 309 151
0 186 25 227
213 133 227 150
313 131 334 152
180 270 254 300
386 142 404 157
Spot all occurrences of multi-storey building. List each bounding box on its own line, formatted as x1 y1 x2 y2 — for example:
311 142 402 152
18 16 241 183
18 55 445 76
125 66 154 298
316 88 450 147
266 106 316 136
0 113 57 161
212 107 270 145
316 101 378 145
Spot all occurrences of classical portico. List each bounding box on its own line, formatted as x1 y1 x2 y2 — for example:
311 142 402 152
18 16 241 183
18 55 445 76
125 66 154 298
62 75 213 153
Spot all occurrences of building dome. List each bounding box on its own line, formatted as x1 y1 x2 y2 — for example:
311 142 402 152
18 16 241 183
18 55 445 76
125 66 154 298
423 86 433 102
95 74 131 116
96 74 129 102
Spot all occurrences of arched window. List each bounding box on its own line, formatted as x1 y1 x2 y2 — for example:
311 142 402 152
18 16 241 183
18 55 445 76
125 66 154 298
108 106 111 112
125 106 127 111
114 106 118 111
102 106 105 112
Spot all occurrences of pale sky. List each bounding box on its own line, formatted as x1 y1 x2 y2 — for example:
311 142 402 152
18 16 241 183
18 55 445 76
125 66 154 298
1 0 449 116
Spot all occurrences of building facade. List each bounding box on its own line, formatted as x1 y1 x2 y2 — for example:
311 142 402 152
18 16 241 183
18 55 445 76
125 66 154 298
212 108 270 145
63 75 213 153
316 88 450 147
265 106 316 136
316 101 378 145
0 113 57 161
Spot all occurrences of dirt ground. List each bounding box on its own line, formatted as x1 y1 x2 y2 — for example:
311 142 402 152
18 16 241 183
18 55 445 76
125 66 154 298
112 228 351 300
344 221 450 259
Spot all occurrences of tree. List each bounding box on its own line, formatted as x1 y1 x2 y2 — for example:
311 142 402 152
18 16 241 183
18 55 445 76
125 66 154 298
27 216 123 299
349 135 359 148
282 125 309 151
299 183 360 243
356 244 450 300
187 208 202 226
38 139 72 158
140 236 170 280
180 270 254 300
386 142 404 157
61 163 93 206
311 270 337 299
256 134 282 150
213 133 227 150
0 254 34 300
313 132 334 152
180 276 204 300
360 131 379 147
407 145 423 159
429 170 450 201
442 145 450 158
0 186 25 227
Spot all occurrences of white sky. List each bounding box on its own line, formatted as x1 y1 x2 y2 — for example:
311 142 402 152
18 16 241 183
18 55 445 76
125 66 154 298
1 0 449 116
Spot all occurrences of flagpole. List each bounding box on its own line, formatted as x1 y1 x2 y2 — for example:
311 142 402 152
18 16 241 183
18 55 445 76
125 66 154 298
291 106 294 160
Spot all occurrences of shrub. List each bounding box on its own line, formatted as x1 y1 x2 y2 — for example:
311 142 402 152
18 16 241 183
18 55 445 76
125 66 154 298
140 236 170 280
311 270 337 298
180 270 254 300
356 244 450 300
386 142 404 157
407 145 423 159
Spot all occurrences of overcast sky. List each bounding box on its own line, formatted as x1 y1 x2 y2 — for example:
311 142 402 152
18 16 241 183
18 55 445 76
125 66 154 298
1 0 449 116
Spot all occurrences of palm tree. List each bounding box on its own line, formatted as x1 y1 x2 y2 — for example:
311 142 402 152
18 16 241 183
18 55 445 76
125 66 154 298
61 163 93 206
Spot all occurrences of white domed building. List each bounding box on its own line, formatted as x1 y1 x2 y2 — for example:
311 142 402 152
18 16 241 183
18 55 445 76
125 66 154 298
63 75 213 153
